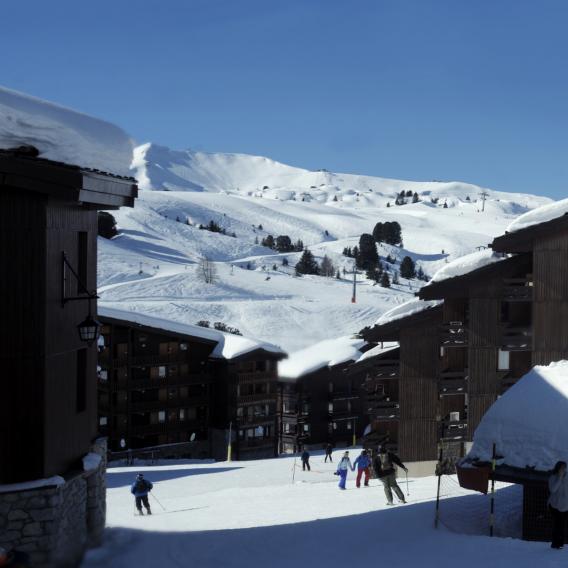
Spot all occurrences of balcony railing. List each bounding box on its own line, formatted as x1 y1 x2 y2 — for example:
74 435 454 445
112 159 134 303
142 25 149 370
440 322 468 347
368 406 400 420
129 419 205 436
369 360 400 379
238 393 277 404
501 325 532 351
237 371 277 384
440 419 468 440
438 369 468 395
237 415 276 427
128 374 211 390
502 277 533 302
330 391 359 401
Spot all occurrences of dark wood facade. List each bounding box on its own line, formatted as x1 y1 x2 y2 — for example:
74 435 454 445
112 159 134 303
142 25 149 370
419 253 534 455
0 151 137 483
211 350 283 460
361 306 444 463
97 316 216 457
347 347 400 451
278 363 367 453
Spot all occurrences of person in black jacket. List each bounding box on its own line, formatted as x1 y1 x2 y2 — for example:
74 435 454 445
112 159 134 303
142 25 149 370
301 449 311 471
324 443 334 463
373 446 407 505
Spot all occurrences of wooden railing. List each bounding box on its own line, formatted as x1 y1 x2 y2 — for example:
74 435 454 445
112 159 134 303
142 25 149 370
438 369 468 395
502 277 533 302
501 325 532 351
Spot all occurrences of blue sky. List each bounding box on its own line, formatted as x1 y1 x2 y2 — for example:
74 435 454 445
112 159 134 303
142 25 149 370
1 0 566 198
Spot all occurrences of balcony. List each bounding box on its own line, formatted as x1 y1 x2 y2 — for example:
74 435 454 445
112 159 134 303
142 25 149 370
241 438 275 449
440 322 468 347
502 277 533 302
237 371 276 384
368 406 400 420
129 396 209 413
238 415 276 427
440 419 468 440
128 374 211 390
238 392 277 404
330 390 359 401
438 369 468 395
501 325 532 351
369 360 400 379
130 419 205 436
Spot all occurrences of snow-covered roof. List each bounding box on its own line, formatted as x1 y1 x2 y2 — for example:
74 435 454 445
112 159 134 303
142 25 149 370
468 361 568 471
429 249 507 284
355 342 399 363
278 335 366 379
0 86 133 177
98 305 285 361
506 197 568 234
375 299 442 327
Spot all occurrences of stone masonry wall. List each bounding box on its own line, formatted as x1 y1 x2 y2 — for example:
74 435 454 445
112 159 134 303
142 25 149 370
0 439 107 567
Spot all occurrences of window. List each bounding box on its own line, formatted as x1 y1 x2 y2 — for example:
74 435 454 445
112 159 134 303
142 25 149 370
168 388 178 400
284 423 291 434
238 429 245 440
328 402 334 413
76 349 87 413
328 382 334 393
99 416 108 426
333 422 337 430
180 342 188 351
158 366 167 378
439 346 445 358
247 428 255 439
179 409 186 421
158 411 166 423
187 407 197 420
256 360 266 372
347 421 352 430
498 349 510 371
303 424 310 433
99 369 108 381
168 409 177 422
237 407 244 418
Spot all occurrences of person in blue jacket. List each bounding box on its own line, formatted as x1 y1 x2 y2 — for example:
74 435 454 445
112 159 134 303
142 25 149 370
131 473 153 515
353 449 371 488
335 451 354 490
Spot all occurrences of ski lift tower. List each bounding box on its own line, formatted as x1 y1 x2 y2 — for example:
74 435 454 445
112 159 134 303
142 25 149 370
479 190 489 212
349 264 360 303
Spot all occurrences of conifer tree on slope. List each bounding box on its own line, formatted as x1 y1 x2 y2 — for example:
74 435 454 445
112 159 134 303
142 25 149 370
296 249 319 275
400 256 416 279
356 233 379 270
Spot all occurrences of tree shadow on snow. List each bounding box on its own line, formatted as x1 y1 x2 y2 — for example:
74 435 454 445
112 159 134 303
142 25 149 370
106 467 243 489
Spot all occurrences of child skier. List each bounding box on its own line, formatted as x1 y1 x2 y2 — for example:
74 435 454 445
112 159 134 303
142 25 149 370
373 446 407 505
335 451 354 490
353 449 371 488
131 473 153 515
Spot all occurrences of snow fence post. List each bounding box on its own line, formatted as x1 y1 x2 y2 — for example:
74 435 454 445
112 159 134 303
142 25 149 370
434 447 443 528
489 442 496 537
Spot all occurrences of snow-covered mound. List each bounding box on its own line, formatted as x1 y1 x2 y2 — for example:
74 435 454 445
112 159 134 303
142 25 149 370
468 361 568 471
0 86 133 176
507 197 568 233
429 249 507 283
279 335 365 379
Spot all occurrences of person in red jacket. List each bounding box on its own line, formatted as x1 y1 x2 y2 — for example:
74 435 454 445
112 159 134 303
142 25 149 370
353 449 371 488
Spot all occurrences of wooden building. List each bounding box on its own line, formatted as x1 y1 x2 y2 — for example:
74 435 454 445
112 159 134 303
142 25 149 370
346 345 400 451
278 340 376 454
96 307 286 461
418 253 533 456
0 148 137 566
361 302 444 473
210 345 285 461
0 149 137 483
97 309 217 458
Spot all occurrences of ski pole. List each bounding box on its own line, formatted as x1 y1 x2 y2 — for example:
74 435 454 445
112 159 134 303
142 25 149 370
150 492 166 511
405 470 409 496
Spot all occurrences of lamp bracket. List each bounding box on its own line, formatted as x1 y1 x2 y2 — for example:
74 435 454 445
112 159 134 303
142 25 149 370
61 251 99 307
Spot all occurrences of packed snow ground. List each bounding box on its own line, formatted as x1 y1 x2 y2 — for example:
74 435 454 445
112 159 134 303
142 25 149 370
99 146 552 352
83 451 562 568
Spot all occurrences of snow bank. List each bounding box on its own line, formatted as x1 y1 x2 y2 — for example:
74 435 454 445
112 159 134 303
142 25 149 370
0 86 133 176
278 335 365 379
98 305 284 360
506 197 568 233
468 361 568 471
429 249 507 283
0 476 65 494
375 299 442 326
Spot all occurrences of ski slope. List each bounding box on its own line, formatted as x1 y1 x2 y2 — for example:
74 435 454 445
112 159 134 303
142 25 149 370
83 452 558 568
99 145 551 352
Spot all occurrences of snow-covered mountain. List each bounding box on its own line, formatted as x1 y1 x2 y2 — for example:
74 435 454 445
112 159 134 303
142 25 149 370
98 143 552 353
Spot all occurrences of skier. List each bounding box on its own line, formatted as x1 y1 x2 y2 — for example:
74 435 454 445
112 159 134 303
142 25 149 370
335 451 354 490
301 449 311 471
548 461 568 549
131 473 153 515
324 442 334 462
353 449 371 488
373 446 407 505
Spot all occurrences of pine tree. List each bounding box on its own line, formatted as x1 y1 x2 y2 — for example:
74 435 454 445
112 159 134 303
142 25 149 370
380 272 391 288
295 249 319 275
443 201 448 209
335 270 341 279
333 195 338 202
261 235 275 248
254 236 259 244
352 246 359 259
356 234 379 270
320 255 335 277
98 212 118 239
258 224 263 230
372 222 384 243
400 256 416 279
294 239 304 252
386 202 391 208
282 257 289 266
412 192 419 203
275 235 293 252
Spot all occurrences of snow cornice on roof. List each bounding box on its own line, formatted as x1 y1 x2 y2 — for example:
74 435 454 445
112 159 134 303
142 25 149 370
98 306 285 361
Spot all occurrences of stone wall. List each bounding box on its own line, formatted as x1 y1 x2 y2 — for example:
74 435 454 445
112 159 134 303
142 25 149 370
0 439 107 567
